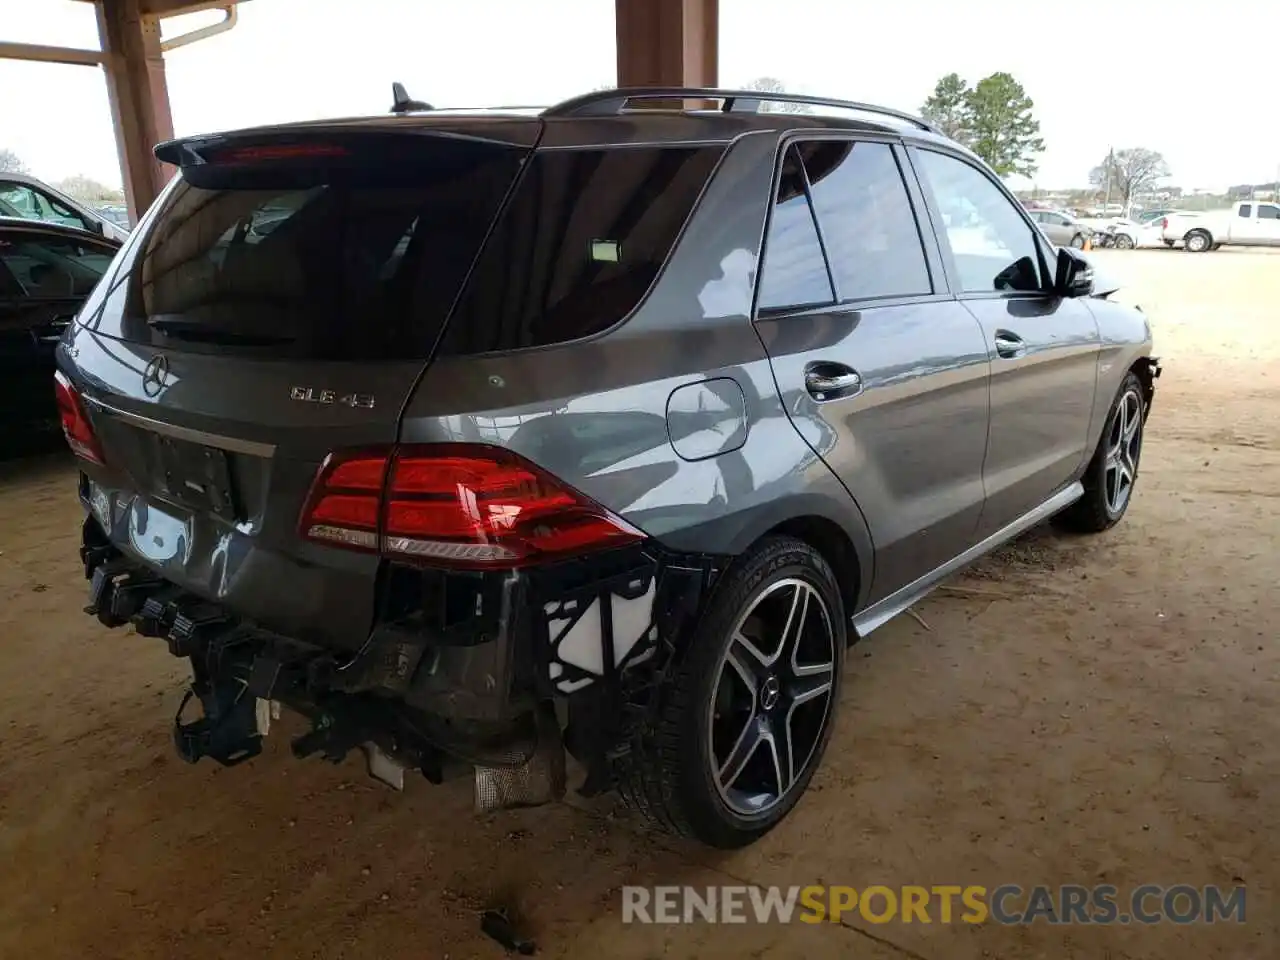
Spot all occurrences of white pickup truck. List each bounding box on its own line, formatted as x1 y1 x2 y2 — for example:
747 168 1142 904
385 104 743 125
1161 201 1280 252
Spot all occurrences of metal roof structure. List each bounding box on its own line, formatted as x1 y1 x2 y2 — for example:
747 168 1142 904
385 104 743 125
2 0 720 221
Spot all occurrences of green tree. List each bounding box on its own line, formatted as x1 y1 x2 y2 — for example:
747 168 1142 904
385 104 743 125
920 73 971 143
0 148 29 174
964 72 1044 178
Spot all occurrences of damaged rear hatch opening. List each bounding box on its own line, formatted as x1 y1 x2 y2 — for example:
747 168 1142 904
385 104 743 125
66 120 536 653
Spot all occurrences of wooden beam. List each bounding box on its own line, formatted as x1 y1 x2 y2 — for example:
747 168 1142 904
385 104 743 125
615 0 717 88
97 0 175 221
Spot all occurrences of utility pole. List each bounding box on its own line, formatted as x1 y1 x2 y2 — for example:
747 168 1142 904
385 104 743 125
1103 146 1115 211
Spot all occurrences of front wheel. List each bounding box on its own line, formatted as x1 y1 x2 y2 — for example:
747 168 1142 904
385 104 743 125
616 536 846 848
1070 233 1086 248
1054 372 1146 534
1113 233 1135 250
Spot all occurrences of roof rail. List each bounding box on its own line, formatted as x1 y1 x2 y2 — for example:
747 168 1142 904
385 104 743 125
542 87 938 133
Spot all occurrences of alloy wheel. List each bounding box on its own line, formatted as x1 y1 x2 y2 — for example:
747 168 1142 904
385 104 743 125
1104 389 1142 515
708 578 836 817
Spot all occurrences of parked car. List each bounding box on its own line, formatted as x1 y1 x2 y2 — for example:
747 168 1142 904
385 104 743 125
1103 217 1167 250
1 218 119 454
1026 208 1091 247
92 203 132 231
1162 201 1280 251
0 173 129 242
55 86 1158 849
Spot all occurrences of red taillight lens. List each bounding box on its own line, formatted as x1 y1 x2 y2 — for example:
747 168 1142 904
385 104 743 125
53 371 105 465
298 445 643 567
1160 217 1168 229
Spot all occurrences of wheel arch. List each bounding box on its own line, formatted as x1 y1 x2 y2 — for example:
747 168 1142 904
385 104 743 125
761 514 862 626
1130 356 1158 417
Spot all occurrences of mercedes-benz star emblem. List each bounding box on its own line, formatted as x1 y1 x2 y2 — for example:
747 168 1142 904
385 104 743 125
142 354 170 398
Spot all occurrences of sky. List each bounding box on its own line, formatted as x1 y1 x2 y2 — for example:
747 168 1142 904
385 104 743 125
2 0 1278 192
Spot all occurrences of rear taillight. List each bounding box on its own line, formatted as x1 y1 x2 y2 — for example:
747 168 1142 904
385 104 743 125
299 444 643 567
1160 218 1168 229
53 371 105 465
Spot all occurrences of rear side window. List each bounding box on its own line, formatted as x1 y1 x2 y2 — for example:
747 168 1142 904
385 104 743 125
757 145 834 313
439 146 723 355
799 141 931 301
1258 204 1279 220
109 135 526 359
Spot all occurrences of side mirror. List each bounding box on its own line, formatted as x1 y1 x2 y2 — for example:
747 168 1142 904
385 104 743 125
1054 246 1094 297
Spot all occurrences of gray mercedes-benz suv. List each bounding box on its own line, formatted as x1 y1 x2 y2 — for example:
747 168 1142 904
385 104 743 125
55 87 1158 849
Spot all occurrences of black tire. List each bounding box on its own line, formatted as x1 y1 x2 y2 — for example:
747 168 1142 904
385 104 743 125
1113 233 1135 250
615 536 846 848
1054 371 1146 534
1070 233 1086 248
1184 229 1212 253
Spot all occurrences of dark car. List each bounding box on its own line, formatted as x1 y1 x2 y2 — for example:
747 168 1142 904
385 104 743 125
1 218 118 453
56 87 1158 849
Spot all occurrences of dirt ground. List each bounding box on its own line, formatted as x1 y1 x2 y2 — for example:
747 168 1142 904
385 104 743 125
1 249 1277 959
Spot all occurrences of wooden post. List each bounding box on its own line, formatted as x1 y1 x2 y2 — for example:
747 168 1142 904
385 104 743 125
97 0 175 222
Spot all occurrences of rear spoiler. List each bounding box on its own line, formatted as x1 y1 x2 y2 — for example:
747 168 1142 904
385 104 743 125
155 121 543 169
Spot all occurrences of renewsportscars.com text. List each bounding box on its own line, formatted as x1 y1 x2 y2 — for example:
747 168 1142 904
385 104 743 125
622 884 1246 926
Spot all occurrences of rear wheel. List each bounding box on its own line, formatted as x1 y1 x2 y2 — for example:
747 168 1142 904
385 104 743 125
1184 229 1212 253
616 536 845 848
1054 372 1145 533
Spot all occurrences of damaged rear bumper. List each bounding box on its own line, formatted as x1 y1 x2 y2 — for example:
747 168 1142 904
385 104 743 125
78 488 723 805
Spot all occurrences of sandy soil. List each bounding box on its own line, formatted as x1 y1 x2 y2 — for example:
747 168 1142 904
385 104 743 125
1 249 1277 959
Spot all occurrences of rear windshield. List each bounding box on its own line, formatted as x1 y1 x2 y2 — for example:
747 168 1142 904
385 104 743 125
103 137 721 360
111 135 524 360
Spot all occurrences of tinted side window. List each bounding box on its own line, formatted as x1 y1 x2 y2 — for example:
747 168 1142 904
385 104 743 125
800 141 930 301
1258 204 1279 220
914 150 1043 294
0 182 91 232
756 145 834 313
0 232 114 298
1239 204 1252 218
441 146 723 355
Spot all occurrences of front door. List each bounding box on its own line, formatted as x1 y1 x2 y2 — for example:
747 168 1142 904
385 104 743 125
754 139 991 603
909 148 1101 536
1255 202 1280 245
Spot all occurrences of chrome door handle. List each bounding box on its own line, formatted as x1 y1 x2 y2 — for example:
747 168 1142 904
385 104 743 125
994 331 1026 359
804 362 863 401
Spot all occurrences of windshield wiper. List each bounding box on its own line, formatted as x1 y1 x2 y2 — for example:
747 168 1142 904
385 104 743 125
149 318 296 347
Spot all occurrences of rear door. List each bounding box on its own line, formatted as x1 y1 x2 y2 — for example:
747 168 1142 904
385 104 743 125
0 226 116 447
910 147 1100 536
753 138 991 603
62 123 536 650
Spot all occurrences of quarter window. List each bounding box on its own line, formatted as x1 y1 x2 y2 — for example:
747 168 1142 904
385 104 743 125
756 145 834 313
914 150 1044 294
799 141 931 301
